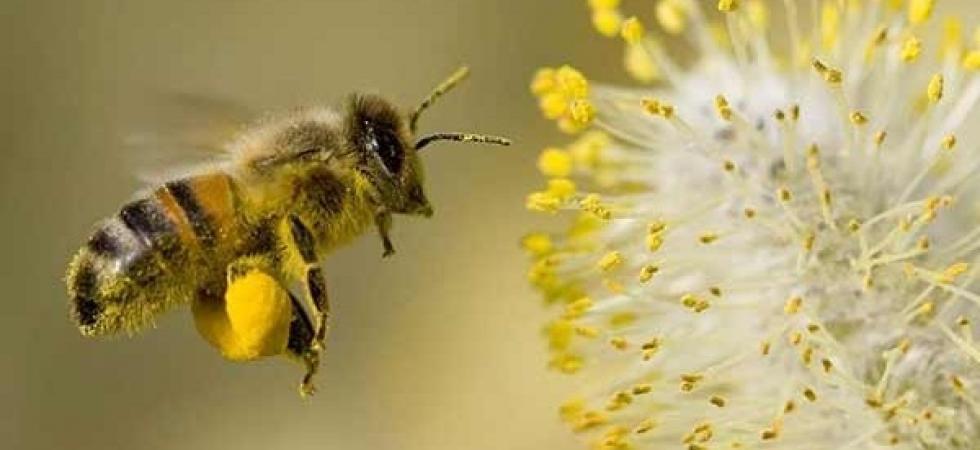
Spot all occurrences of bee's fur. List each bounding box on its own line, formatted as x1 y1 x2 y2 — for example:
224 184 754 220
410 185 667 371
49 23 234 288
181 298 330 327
65 68 508 395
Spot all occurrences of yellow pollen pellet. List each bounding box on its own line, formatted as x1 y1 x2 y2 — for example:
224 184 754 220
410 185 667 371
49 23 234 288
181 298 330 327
803 387 817 402
598 251 624 272
621 17 644 45
908 0 935 26
710 396 727 407
557 65 589 97
538 148 573 177
639 264 659 283
699 232 719 244
539 92 568 119
901 35 922 62
717 0 739 12
784 296 803 314
928 74 944 103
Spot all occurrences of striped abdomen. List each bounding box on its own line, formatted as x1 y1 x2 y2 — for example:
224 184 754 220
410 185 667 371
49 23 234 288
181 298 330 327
67 173 243 336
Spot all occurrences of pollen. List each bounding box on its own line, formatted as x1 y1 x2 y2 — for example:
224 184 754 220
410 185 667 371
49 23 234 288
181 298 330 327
526 0 980 447
538 148 574 177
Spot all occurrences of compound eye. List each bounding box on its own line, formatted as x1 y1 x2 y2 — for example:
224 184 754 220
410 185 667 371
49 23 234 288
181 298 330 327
364 120 403 175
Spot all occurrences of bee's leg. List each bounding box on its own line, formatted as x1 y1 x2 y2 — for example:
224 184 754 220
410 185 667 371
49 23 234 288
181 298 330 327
375 209 395 258
284 291 316 361
285 214 330 397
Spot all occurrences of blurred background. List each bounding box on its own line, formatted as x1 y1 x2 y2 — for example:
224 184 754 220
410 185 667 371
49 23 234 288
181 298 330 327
3 1 980 450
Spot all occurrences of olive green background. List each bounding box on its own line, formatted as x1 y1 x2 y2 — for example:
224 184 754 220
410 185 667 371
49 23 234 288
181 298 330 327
2 1 978 450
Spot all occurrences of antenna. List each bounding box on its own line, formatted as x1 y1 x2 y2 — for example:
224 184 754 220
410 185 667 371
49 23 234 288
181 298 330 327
409 66 471 133
415 132 511 151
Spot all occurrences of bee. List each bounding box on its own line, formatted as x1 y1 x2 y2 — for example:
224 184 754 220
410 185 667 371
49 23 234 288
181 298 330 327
65 67 509 396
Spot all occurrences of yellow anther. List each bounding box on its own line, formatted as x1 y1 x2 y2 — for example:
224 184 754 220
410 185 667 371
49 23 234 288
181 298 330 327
625 42 660 83
642 98 675 118
746 0 768 30
709 286 722 297
774 109 786 121
872 25 889 45
822 358 834 373
646 233 664 252
942 134 957 151
807 323 821 333
778 187 793 202
941 262 970 283
717 0 739 12
850 111 869 126
803 387 818 402
760 340 771 355
927 74 944 103
821 2 841 49
874 130 888 147
592 8 623 38
802 231 816 252
634 419 656 434
573 410 608 431
801 346 814 365
605 391 633 411
539 92 568 120
714 95 733 121
530 67 557 95
964 51 980 70
557 65 589 98
784 296 803 314
546 178 577 200
789 331 803 345
621 17 645 45
789 104 800 121
553 353 584 374
581 194 612 220
521 232 553 256
942 18 964 59
901 35 922 62
598 251 624 272
951 374 966 392
681 293 710 312
575 326 599 338
908 0 934 26
847 218 863 233
537 148 573 177
656 0 688 34
744 207 757 219
526 192 561 213
588 0 620 9
632 384 653 395
639 264 660 283
784 400 796 413
565 297 594 319
649 220 667 234
609 336 629 350
697 232 719 245
569 99 596 126
609 311 636 328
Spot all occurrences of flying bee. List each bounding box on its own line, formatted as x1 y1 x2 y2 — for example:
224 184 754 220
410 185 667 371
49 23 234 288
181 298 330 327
65 67 510 396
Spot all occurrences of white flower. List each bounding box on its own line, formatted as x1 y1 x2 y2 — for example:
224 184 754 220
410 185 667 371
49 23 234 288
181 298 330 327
525 1 980 448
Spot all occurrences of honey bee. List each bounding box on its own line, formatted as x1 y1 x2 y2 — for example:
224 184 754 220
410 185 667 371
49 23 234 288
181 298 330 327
65 67 509 396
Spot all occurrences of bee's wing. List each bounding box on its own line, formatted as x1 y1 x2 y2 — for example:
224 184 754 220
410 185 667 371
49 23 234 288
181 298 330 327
122 92 254 184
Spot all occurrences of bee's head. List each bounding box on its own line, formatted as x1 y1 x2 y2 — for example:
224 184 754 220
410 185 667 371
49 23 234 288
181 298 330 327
345 67 510 217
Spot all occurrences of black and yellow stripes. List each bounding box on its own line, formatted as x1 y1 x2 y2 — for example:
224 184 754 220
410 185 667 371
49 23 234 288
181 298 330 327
67 173 241 336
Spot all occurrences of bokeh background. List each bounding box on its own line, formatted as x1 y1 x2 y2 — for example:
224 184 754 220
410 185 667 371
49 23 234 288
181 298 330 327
3 1 980 450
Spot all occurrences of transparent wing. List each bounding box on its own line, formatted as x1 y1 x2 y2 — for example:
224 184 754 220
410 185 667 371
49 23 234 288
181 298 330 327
121 92 254 184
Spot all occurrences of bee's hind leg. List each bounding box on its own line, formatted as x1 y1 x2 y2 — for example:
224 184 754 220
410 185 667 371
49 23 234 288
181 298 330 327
285 214 331 397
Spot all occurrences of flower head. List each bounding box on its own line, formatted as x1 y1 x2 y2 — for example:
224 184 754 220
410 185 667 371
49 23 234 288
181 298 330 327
527 1 980 448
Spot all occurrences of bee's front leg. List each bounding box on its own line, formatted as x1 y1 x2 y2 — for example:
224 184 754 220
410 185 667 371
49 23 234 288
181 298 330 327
375 209 395 258
285 215 331 397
